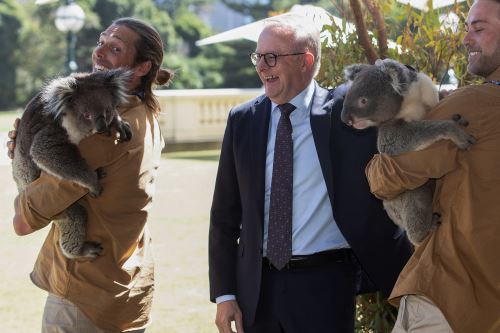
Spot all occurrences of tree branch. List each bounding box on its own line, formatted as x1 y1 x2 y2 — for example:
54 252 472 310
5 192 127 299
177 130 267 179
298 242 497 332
348 0 378 64
362 0 388 59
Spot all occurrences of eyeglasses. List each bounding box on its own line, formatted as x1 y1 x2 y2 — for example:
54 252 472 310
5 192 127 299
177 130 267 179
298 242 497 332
249 52 306 67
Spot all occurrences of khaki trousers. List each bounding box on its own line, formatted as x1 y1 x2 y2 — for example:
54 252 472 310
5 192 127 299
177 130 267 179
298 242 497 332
42 293 146 333
392 295 454 333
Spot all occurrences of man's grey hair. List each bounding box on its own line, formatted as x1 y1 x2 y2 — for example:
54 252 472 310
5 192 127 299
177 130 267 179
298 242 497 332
264 14 322 77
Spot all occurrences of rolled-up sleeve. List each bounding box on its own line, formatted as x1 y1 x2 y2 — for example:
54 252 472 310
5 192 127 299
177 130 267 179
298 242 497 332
366 140 459 200
19 171 87 230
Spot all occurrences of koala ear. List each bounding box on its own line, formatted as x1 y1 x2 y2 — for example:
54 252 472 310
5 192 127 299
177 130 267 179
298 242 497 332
105 68 132 105
377 59 408 96
374 59 384 66
344 64 369 81
41 76 77 119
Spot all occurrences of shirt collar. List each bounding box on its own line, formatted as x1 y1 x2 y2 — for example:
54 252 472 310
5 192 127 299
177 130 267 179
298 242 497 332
271 80 315 116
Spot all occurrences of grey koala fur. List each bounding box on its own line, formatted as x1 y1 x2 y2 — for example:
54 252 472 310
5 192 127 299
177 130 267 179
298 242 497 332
340 58 476 245
12 69 132 259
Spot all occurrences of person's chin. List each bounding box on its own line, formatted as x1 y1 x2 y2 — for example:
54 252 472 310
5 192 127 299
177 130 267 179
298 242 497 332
264 87 279 100
467 63 483 76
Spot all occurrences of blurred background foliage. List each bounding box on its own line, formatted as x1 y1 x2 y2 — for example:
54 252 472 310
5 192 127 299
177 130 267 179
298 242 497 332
0 0 475 110
0 0 265 109
318 0 476 88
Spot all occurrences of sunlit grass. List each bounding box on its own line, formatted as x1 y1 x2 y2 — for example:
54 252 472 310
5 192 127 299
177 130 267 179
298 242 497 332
165 149 220 162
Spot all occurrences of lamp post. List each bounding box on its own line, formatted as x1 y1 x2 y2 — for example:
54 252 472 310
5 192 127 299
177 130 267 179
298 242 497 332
54 0 85 74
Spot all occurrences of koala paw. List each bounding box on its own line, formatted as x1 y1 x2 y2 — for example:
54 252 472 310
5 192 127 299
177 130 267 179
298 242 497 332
432 212 442 226
88 183 103 198
455 132 477 150
116 120 133 142
79 241 103 259
452 114 469 127
95 167 107 180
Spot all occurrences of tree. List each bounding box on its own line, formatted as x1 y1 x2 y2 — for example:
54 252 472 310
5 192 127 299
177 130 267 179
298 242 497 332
319 0 475 88
221 0 281 20
0 0 22 109
221 0 337 20
155 0 214 16
165 2 261 89
13 1 69 106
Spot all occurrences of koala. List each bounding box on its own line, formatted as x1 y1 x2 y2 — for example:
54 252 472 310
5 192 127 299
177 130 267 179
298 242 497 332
340 58 475 245
12 69 132 259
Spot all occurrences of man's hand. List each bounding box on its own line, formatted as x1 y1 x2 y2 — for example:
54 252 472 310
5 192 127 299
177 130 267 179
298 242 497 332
13 195 34 235
215 300 244 333
7 118 20 159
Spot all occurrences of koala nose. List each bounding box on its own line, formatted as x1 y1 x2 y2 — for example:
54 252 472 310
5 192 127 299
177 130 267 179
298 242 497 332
95 116 108 133
340 109 353 126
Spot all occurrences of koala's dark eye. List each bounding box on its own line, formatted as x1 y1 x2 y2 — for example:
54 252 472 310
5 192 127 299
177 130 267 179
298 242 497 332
83 112 92 120
360 98 368 105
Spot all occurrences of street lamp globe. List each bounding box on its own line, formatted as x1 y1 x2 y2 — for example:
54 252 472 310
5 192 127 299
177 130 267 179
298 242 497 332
54 2 85 73
55 2 85 33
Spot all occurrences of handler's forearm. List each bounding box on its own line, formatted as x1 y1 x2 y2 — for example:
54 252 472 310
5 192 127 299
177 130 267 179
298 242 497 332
13 195 34 236
366 142 456 200
365 153 429 201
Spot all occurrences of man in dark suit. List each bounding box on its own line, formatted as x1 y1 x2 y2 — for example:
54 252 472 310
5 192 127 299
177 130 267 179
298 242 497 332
209 14 412 333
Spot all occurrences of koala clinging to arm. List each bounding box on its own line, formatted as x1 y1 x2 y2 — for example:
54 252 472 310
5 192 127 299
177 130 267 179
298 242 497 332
340 58 476 245
12 68 132 259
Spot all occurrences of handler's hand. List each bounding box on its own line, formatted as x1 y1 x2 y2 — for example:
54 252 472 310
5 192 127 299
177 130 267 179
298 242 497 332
215 300 244 333
7 118 20 159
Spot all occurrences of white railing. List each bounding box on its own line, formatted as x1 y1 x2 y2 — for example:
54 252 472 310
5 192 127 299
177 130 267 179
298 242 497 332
155 88 263 147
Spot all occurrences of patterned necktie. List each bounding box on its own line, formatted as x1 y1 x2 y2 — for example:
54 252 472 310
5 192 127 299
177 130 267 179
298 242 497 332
267 103 296 270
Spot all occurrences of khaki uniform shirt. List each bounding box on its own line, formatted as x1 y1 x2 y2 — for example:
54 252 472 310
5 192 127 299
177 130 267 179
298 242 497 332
19 96 163 332
366 67 500 333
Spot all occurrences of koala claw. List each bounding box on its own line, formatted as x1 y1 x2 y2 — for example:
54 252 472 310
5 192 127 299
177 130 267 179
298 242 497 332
467 135 477 145
456 133 477 150
116 121 133 142
432 212 442 225
80 241 103 259
452 114 469 127
96 167 107 180
88 183 103 198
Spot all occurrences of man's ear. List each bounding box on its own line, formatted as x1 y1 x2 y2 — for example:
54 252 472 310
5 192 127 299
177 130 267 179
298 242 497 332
302 52 315 72
133 60 152 77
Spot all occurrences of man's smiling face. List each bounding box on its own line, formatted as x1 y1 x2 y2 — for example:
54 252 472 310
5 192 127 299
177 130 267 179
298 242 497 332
254 25 310 105
92 24 138 72
463 0 500 77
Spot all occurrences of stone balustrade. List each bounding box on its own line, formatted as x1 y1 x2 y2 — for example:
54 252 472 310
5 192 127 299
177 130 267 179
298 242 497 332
155 88 263 151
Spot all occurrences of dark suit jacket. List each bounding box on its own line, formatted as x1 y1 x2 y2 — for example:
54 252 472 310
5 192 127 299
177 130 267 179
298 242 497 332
209 81 412 326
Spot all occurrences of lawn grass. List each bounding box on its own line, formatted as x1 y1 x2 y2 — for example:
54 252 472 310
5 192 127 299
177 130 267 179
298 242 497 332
165 149 220 162
0 153 220 333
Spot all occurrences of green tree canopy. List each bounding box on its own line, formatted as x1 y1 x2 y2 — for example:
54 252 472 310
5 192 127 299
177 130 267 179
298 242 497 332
0 0 22 109
3 0 265 108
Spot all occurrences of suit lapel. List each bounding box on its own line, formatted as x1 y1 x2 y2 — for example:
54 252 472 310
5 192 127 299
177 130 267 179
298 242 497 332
310 82 334 199
250 97 271 226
